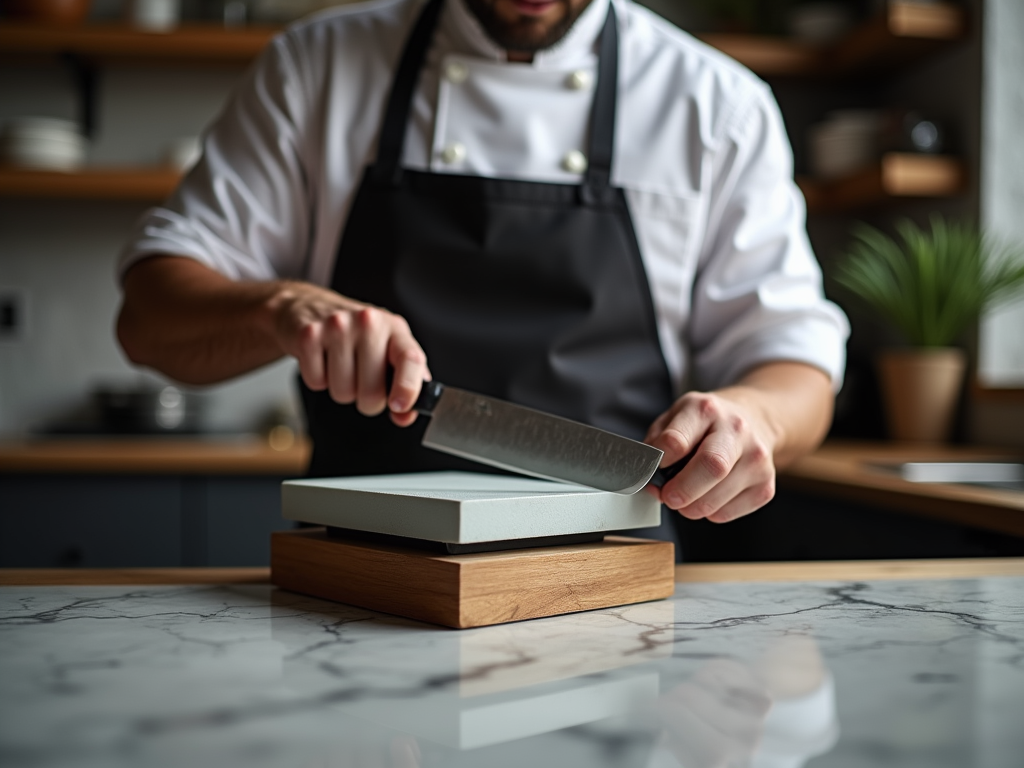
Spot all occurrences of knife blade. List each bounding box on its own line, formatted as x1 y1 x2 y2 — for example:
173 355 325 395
403 381 664 495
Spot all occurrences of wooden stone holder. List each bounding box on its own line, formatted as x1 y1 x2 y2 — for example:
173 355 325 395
271 528 675 629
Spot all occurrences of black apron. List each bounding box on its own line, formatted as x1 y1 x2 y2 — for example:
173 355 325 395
301 0 674 481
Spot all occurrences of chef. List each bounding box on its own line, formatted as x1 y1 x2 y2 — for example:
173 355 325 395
116 0 849 529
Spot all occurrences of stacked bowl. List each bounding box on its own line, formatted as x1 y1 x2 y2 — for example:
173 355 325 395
808 110 883 179
0 118 88 171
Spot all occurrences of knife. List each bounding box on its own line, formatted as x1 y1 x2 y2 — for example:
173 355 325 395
399 381 665 495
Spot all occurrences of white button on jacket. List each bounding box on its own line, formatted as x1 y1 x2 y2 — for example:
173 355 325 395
444 60 469 83
562 150 588 173
120 0 849 395
566 69 592 90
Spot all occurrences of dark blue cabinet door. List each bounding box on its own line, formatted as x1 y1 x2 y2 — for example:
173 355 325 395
204 477 293 566
0 475 182 567
0 474 294 567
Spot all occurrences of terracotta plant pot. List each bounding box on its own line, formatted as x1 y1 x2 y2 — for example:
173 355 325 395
2 0 92 25
876 347 966 443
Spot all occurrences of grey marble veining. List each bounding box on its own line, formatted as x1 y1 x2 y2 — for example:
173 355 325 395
1 575 1023 768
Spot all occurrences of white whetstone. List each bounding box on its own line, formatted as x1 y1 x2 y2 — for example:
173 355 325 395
281 471 660 543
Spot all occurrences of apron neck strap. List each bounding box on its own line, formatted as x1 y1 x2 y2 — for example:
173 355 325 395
372 0 446 186
581 4 618 203
372 0 620 200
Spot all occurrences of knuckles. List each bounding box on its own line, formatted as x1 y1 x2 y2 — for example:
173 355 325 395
391 314 412 334
695 395 719 420
657 428 690 458
747 441 770 466
324 311 351 337
393 346 427 368
356 399 387 417
296 321 320 345
754 480 776 506
699 450 731 481
687 499 717 519
662 488 691 511
356 307 378 331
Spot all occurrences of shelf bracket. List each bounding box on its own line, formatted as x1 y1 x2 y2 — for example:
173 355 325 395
60 53 99 140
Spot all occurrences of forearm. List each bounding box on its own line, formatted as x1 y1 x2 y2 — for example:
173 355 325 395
117 255 286 385
716 361 834 468
117 255 431 423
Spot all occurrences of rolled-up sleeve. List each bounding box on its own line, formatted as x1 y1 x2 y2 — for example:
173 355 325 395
118 34 313 282
687 84 849 391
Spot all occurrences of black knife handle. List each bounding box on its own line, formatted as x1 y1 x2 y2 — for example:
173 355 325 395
413 380 444 415
649 450 696 489
385 369 444 415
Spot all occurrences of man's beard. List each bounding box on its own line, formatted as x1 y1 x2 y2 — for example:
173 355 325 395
463 0 591 53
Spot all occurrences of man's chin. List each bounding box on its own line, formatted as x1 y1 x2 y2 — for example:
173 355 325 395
493 22 569 53
464 0 590 54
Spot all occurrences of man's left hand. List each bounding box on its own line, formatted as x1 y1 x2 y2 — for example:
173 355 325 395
644 362 833 524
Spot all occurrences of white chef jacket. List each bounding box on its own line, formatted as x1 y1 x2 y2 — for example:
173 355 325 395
119 0 849 394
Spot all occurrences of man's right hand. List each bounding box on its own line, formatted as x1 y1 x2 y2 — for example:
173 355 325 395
266 282 430 426
118 256 430 426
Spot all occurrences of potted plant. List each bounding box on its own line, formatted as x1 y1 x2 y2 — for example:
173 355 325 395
835 216 1024 442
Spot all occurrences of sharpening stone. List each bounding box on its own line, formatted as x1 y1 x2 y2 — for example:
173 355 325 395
281 471 660 544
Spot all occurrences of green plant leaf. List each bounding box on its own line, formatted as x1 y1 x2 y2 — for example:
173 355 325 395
834 216 1024 347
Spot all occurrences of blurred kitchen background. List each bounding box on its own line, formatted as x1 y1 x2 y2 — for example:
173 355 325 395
2 0 1023 567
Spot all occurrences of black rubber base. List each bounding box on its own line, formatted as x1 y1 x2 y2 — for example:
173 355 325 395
325 526 604 554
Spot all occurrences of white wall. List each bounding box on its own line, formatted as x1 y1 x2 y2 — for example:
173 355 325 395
0 56 296 436
967 0 1024 447
978 0 1024 388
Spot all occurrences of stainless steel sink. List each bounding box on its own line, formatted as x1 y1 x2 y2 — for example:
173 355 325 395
871 461 1024 492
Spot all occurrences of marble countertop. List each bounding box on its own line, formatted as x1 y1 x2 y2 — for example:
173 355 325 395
2 565 1023 768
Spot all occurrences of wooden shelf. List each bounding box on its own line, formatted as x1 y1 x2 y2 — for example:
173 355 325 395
697 34 818 77
1 153 964 206
0 437 311 475
0 22 278 64
701 1 965 78
0 156 965 206
798 153 965 213
0 166 181 200
1 1 964 75
829 0 966 76
0 3 967 204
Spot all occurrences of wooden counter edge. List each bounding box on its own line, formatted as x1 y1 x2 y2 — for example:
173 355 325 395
674 558 1024 583
0 567 271 586
3 558 1023 586
777 440 1024 538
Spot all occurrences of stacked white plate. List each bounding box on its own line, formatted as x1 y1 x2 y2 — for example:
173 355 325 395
808 110 883 179
0 118 88 171
788 1 855 45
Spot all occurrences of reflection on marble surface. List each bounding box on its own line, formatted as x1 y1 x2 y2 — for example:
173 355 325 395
1 576 1023 767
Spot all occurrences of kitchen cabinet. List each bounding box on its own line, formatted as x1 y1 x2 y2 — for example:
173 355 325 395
0 474 295 567
0 438 310 568
675 440 1024 564
0 475 183 567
